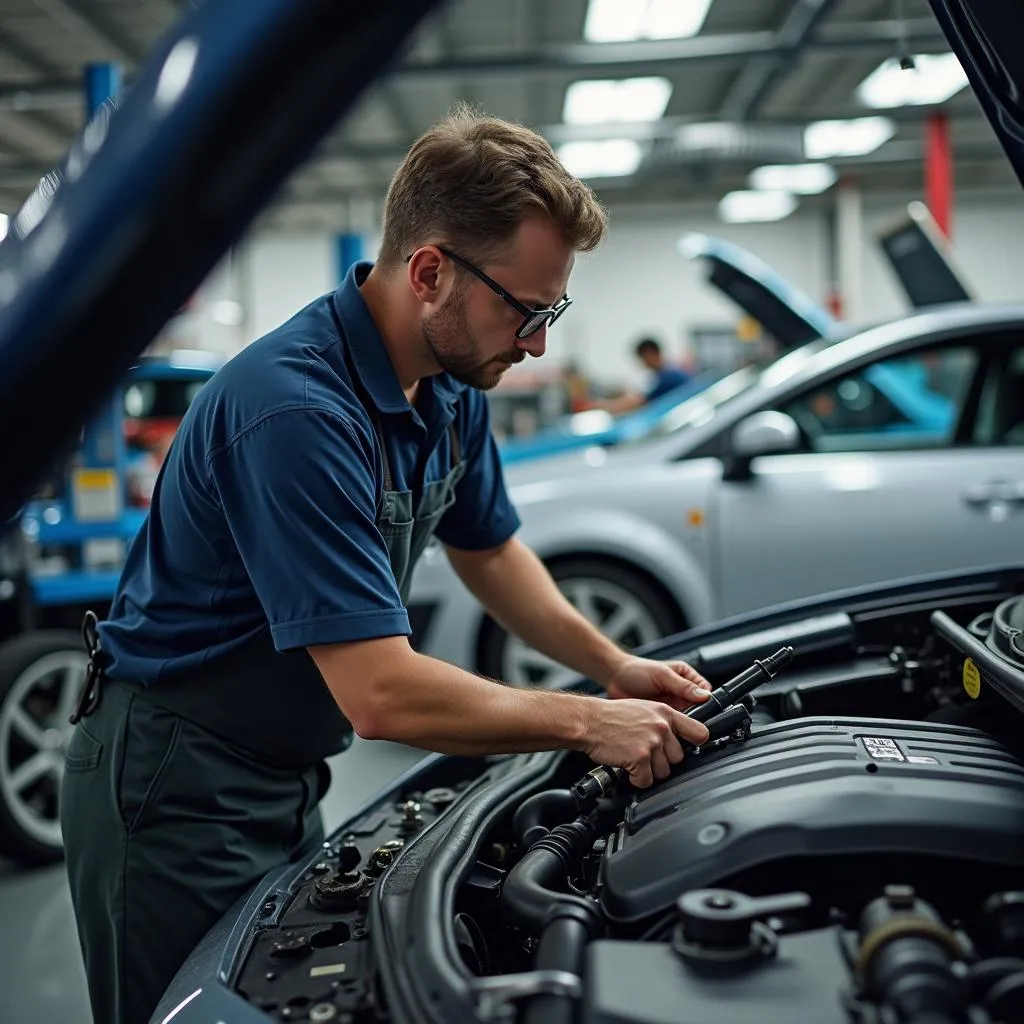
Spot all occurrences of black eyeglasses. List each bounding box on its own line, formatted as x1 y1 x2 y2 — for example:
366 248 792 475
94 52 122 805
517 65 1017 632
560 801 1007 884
435 247 573 339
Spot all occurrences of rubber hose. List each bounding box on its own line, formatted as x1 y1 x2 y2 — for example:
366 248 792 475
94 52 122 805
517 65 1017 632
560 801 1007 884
523 906 598 1024
512 790 578 849
501 819 597 928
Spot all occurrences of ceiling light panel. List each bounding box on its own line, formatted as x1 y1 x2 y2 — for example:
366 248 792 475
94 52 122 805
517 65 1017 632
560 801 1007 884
804 117 896 159
718 191 798 224
858 53 968 109
584 0 713 43
749 163 838 194
563 77 672 124
557 139 643 178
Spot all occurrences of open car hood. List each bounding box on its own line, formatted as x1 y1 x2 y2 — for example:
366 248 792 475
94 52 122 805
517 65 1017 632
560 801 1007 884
876 201 975 308
928 1 1024 189
678 232 836 349
0 0 442 523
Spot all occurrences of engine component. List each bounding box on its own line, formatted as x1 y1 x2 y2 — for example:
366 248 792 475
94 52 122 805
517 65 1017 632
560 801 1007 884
855 885 969 1022
423 786 457 809
601 717 1024 922
501 819 600 929
584 931 853 1024
513 789 578 849
981 892 1024 956
571 646 794 812
685 645 794 726
365 839 405 876
398 799 424 835
311 870 368 913
672 888 811 972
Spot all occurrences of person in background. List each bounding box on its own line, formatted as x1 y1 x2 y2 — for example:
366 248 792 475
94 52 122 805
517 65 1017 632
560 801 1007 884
596 336 691 414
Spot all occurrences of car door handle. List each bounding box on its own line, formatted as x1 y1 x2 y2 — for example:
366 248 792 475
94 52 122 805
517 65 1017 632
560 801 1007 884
961 481 1024 507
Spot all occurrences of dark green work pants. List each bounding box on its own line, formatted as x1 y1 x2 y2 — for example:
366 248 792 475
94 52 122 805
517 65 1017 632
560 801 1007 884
60 680 327 1024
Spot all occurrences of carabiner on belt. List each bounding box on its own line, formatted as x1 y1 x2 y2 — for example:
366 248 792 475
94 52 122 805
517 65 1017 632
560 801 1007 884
69 609 104 725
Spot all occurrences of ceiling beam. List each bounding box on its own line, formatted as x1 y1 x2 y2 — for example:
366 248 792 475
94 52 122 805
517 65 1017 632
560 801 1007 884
0 17 949 111
718 0 842 121
0 101 988 186
391 19 946 80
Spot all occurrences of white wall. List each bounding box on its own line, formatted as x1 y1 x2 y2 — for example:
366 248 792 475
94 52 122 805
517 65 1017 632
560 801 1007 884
565 192 1024 390
218 191 1024 387
238 232 338 342
562 205 832 389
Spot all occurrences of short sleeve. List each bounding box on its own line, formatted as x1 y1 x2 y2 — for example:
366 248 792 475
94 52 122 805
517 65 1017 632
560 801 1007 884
434 392 521 550
208 408 410 651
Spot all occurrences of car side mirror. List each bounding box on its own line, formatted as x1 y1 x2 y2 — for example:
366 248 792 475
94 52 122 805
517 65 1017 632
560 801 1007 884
723 411 801 482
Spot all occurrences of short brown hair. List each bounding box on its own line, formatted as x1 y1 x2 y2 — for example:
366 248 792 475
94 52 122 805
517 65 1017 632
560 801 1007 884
376 104 607 269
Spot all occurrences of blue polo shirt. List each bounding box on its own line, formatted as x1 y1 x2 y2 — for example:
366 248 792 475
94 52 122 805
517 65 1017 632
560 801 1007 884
645 365 690 402
98 262 520 684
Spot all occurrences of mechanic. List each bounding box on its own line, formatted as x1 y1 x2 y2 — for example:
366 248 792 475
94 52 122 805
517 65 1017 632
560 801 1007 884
60 107 712 1024
595 335 691 414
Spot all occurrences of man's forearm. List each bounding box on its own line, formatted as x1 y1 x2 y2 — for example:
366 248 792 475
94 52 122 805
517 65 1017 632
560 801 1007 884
312 640 596 753
446 537 630 687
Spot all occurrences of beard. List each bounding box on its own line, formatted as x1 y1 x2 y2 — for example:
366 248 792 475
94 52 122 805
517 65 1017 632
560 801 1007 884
422 289 522 391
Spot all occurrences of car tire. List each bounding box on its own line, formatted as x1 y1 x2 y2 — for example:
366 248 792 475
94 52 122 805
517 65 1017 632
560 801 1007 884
0 629 87 865
478 558 684 689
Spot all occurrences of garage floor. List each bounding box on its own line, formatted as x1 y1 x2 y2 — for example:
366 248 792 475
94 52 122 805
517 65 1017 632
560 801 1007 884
0 738 426 1024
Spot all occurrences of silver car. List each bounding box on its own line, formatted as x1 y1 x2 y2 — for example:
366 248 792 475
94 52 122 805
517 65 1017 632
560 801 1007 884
409 297 1024 687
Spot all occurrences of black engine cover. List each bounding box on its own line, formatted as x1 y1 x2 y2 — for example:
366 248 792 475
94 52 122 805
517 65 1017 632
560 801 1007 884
599 717 1024 923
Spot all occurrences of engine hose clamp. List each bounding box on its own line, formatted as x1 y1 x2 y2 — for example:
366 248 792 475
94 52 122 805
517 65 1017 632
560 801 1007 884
472 970 583 1021
856 916 966 976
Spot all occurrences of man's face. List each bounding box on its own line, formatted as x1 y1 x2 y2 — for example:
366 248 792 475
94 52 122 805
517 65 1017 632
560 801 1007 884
422 217 574 391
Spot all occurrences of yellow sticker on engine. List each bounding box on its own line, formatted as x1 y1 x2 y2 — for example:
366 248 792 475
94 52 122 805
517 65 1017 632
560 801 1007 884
962 658 981 700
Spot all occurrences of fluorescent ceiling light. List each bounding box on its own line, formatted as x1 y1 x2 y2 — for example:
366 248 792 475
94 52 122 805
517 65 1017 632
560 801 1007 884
718 190 798 224
557 139 643 178
804 117 896 159
563 77 672 125
749 163 837 195
676 122 746 150
584 0 713 42
858 53 968 108
0 213 7 242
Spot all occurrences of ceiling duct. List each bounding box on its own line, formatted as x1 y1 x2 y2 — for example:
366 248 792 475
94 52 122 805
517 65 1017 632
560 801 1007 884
647 122 806 168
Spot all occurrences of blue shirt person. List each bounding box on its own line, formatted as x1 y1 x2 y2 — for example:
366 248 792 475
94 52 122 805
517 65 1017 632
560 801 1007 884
59 107 711 1024
595 335 692 414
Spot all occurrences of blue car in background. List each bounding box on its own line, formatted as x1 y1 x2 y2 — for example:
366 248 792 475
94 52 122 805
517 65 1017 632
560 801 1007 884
499 232 956 467
499 371 721 465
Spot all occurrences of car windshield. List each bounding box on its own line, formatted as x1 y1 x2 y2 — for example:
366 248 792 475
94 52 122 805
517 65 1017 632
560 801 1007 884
621 336 836 447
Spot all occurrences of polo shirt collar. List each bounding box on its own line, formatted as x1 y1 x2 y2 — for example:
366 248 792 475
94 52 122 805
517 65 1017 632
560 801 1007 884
332 261 468 415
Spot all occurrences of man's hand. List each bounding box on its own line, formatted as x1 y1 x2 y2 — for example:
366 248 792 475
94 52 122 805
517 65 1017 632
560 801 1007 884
604 655 712 711
582 698 710 789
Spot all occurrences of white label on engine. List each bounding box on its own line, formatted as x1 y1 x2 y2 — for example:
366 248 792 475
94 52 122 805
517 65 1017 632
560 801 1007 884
861 736 905 762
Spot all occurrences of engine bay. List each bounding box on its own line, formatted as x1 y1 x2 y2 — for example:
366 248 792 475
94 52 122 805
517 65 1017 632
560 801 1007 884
227 573 1024 1024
